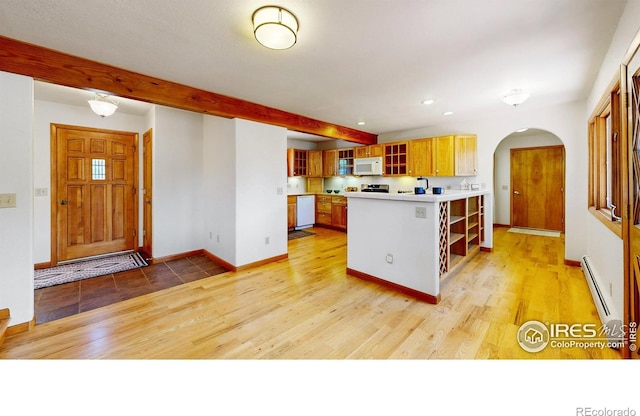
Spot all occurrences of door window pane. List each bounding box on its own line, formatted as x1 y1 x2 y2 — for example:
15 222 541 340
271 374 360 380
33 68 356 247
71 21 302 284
92 159 106 180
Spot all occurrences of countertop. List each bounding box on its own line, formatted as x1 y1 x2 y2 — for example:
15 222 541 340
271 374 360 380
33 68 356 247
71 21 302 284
288 192 346 197
345 189 489 202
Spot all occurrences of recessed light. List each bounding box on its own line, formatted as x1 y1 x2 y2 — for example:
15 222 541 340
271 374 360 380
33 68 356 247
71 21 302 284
443 111 453 116
357 121 366 126
516 128 529 132
421 99 435 105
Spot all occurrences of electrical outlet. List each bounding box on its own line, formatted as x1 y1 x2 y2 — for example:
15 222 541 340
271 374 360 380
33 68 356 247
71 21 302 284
386 254 393 264
35 188 48 197
415 206 426 218
502 185 508 190
276 187 283 195
265 236 270 245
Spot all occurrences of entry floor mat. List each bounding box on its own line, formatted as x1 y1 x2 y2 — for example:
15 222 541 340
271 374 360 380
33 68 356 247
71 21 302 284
34 252 148 289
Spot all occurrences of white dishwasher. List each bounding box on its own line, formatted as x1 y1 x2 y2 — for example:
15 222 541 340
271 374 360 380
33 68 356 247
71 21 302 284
296 195 315 230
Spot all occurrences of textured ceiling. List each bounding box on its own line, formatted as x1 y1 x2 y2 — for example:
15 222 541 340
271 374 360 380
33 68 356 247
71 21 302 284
0 0 628 140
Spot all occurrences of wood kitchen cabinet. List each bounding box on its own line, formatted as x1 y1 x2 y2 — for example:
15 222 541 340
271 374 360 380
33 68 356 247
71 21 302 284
383 141 409 176
307 150 323 178
331 196 347 230
287 195 297 230
315 194 347 231
355 144 383 158
315 195 333 226
287 148 308 177
433 135 455 176
408 138 435 176
441 195 484 275
323 149 338 177
337 148 354 176
454 134 478 176
407 135 455 176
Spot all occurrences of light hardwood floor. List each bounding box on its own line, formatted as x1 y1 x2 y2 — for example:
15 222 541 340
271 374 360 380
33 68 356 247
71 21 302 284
0 226 621 359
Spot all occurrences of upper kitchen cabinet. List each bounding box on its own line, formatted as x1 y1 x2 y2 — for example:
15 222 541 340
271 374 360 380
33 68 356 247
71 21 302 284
287 148 308 177
454 135 478 176
355 144 383 158
323 149 338 177
408 138 435 176
338 148 355 176
383 141 409 176
433 135 455 176
408 136 451 176
307 150 323 178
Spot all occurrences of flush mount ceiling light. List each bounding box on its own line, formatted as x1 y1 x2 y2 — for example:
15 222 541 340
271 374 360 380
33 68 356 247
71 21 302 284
421 99 435 105
502 89 531 107
252 6 299 50
88 93 118 117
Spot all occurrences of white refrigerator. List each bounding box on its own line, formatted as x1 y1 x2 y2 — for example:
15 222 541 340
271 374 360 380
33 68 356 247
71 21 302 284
296 195 315 230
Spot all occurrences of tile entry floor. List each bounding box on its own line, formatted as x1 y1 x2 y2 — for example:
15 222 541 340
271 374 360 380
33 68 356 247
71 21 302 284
34 254 228 325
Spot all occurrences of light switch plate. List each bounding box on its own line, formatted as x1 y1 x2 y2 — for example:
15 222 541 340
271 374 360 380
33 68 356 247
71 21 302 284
0 193 17 208
35 188 48 197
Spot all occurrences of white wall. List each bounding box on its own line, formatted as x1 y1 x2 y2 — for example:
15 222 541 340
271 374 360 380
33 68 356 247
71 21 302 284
588 0 640 112
203 117 287 267
493 130 563 225
152 106 204 258
33 98 148 263
235 119 288 266
0 72 34 324
202 116 237 264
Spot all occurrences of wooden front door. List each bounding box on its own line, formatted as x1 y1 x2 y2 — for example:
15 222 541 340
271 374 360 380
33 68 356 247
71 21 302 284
142 129 153 258
52 125 138 263
510 145 565 231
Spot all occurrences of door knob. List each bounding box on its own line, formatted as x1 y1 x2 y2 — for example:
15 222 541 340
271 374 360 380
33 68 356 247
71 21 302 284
513 191 520 195
60 200 67 205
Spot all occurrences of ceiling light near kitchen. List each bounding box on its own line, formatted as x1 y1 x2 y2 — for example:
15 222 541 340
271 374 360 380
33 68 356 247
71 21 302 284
252 6 299 50
443 111 454 116
421 99 435 105
357 121 366 126
502 89 531 107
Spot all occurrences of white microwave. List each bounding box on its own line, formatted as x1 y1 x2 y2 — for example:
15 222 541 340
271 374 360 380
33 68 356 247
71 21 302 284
354 156 383 175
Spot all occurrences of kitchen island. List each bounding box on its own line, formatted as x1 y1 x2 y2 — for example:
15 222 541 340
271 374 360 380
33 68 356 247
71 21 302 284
346 189 491 303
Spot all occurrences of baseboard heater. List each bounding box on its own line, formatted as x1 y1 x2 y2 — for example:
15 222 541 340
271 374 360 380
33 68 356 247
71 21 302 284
580 255 623 344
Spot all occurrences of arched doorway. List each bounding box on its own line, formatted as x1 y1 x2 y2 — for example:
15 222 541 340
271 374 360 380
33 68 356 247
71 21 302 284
493 128 565 232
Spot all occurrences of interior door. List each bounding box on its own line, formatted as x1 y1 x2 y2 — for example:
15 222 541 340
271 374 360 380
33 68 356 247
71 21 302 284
626 49 640 358
142 129 153 258
53 125 138 263
510 145 565 231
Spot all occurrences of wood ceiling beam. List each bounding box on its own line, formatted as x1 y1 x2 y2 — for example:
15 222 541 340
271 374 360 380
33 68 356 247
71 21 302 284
0 35 377 145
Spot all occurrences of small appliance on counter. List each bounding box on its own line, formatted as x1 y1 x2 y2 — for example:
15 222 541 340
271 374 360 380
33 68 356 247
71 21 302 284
432 187 444 194
345 186 359 192
415 177 428 194
361 184 390 193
